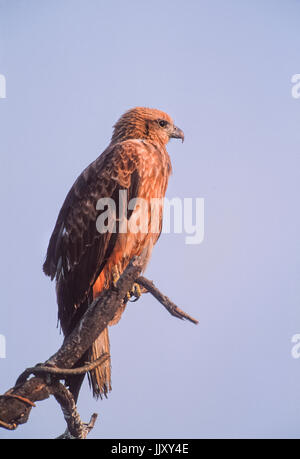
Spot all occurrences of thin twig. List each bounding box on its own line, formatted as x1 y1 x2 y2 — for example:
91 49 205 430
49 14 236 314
0 419 17 431
137 276 199 325
16 353 110 386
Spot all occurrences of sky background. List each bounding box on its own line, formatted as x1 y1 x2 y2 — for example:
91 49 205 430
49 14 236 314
0 0 300 439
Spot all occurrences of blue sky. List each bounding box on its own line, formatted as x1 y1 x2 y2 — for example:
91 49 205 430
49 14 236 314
0 0 300 438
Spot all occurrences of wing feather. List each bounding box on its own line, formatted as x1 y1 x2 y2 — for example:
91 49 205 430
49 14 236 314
43 141 142 335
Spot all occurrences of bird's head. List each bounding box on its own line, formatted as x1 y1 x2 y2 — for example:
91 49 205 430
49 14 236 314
111 107 184 146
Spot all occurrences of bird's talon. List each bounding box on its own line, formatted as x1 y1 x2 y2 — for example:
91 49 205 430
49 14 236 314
112 266 120 288
127 282 142 302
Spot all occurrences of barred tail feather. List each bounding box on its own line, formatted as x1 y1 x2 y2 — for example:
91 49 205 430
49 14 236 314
87 327 112 398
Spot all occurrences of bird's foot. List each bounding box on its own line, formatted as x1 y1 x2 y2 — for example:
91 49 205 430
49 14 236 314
127 282 142 302
112 265 146 301
112 266 120 288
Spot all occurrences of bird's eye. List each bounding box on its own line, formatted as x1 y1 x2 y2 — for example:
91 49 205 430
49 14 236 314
158 120 168 128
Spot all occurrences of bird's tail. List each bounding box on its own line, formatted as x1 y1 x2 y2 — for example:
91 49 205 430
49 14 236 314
87 327 112 398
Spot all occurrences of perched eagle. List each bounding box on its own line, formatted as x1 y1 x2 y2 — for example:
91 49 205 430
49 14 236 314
43 107 184 401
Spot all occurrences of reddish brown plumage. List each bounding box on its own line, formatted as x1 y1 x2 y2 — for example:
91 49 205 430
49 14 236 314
43 107 184 400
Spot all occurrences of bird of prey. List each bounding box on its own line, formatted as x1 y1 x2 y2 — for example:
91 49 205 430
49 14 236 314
43 107 184 401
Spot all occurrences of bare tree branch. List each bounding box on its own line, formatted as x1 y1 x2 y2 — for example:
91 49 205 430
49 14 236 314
0 254 198 438
16 355 110 386
137 276 199 324
50 381 98 439
0 256 145 435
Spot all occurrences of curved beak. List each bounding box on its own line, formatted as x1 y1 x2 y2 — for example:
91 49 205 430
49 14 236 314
170 125 184 143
